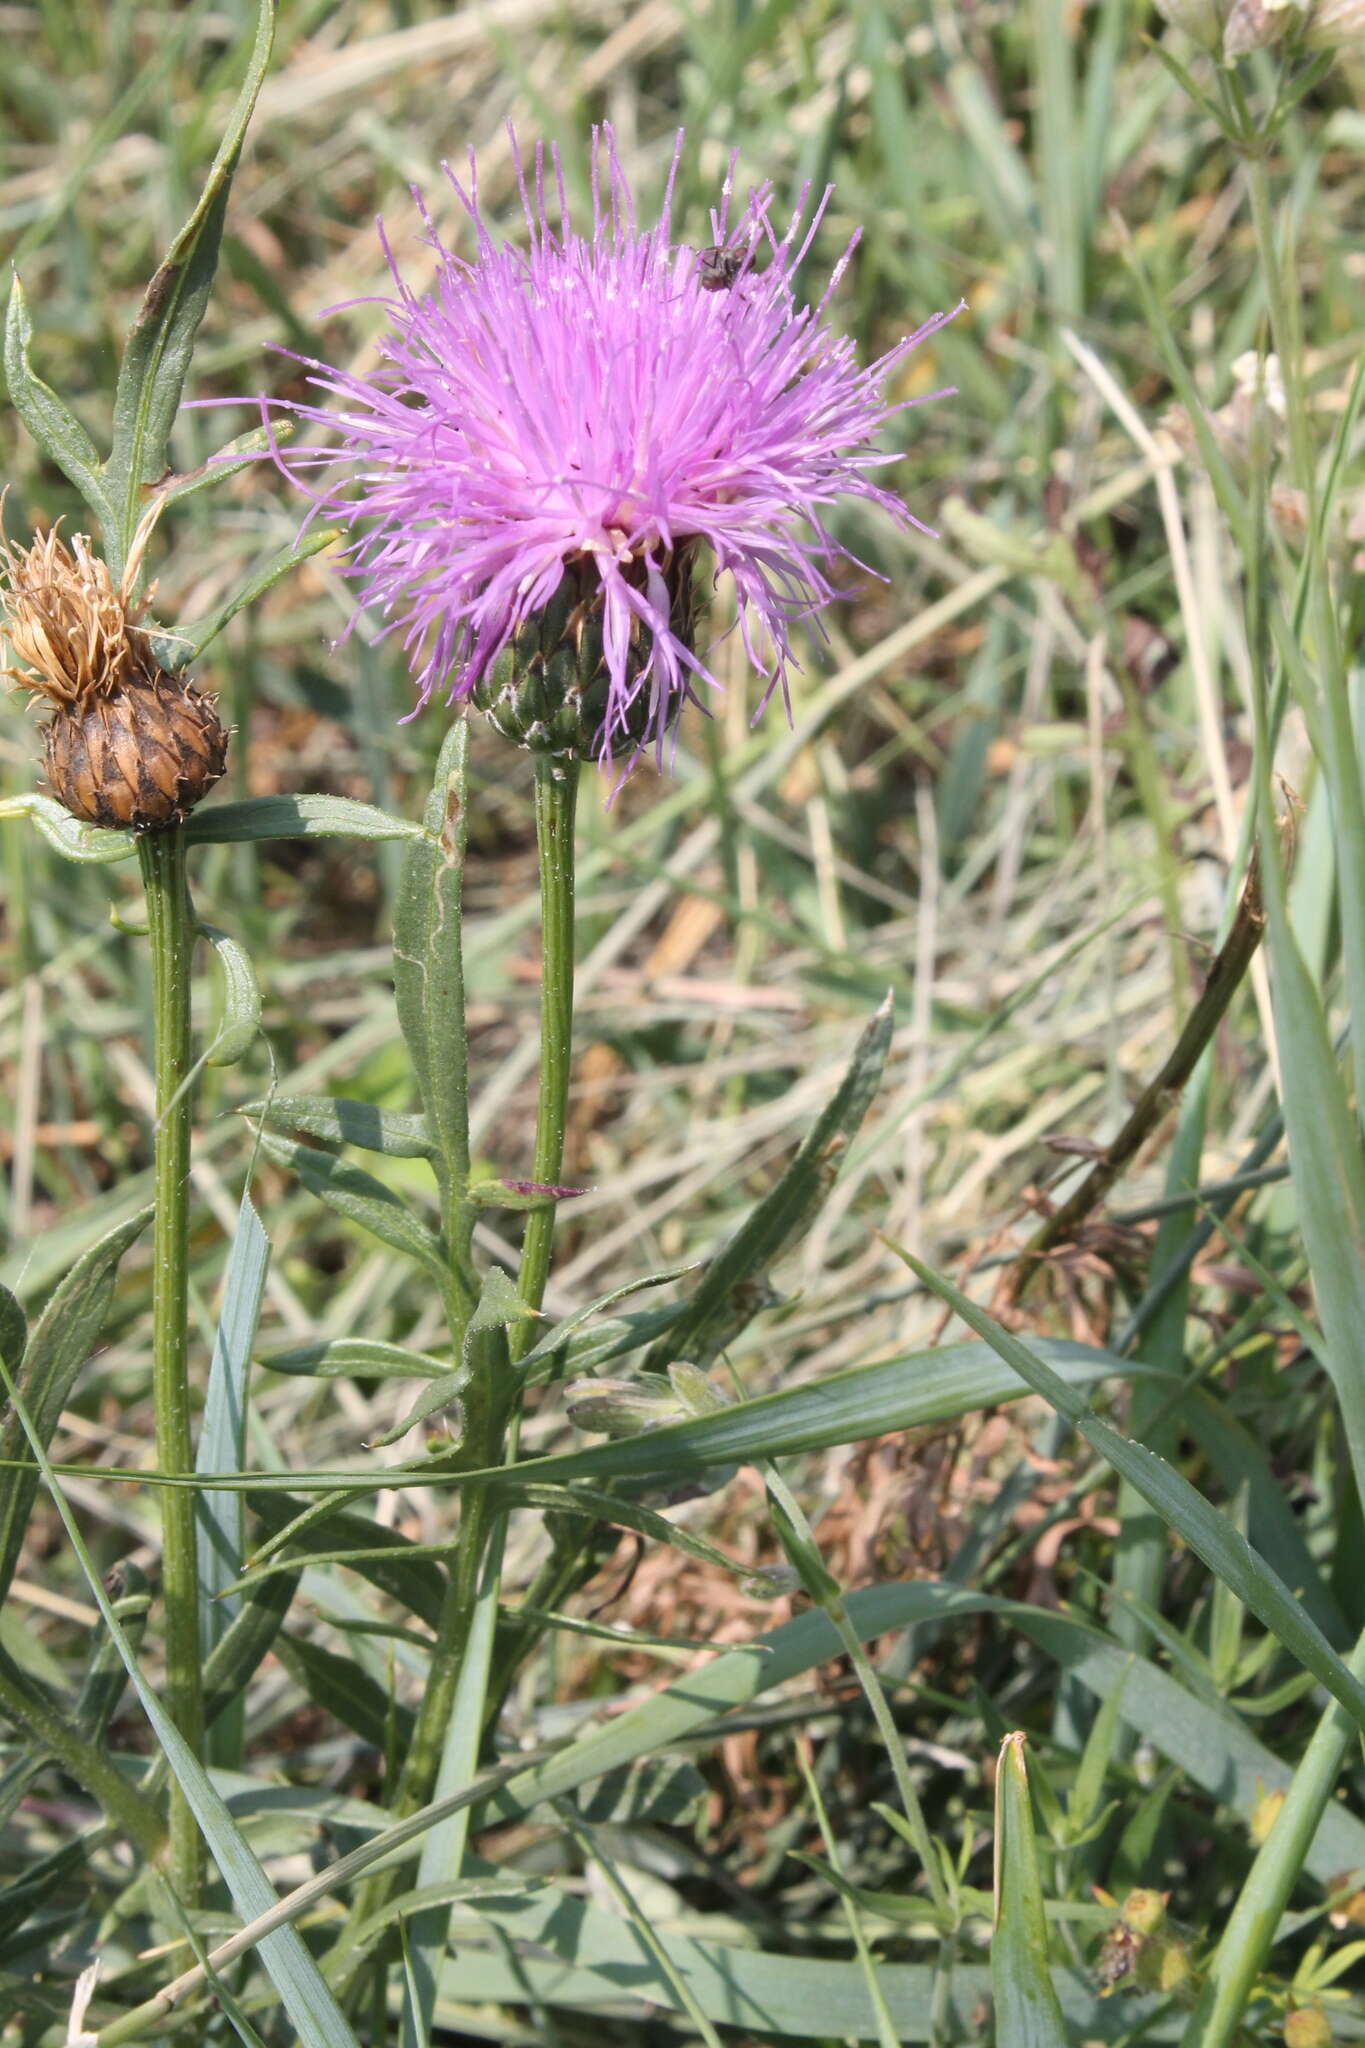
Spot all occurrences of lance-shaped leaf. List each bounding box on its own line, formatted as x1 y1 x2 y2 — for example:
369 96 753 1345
257 1131 446 1281
515 1267 691 1384
392 721 471 1188
197 1192 269 1768
0 1208 151 1609
364 1365 471 1451
3 278 114 526
152 524 339 669
183 793 430 845
144 420 294 513
246 1491 444 1629
243 1096 436 1160
104 0 275 547
645 994 893 1371
466 1175 587 1212
201 921 263 1066
0 794 136 865
259 1337 449 1381
276 1632 415 1756
993 1732 1068 2045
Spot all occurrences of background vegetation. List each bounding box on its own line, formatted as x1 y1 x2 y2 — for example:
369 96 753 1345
1 1 1362 2043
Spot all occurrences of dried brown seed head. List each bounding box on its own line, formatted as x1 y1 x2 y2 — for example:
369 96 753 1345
2 514 227 830
0 524 160 710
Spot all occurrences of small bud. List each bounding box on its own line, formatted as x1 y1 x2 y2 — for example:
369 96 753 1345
1303 0 1365 45
666 1361 733 1417
1224 0 1299 53
1152 0 1225 48
564 1374 682 1438
1 523 226 830
1120 1888 1168 1936
1251 1782 1287 1843
1284 2007 1334 2048
470 544 698 763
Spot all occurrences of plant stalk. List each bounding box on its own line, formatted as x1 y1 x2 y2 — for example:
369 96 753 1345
345 750 580 1988
511 753 580 1359
137 824 205 1907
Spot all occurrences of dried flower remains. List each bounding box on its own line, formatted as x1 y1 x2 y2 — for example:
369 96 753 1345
258 128 963 772
0 521 226 830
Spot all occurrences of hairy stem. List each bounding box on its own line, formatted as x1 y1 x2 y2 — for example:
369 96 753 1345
137 824 204 1908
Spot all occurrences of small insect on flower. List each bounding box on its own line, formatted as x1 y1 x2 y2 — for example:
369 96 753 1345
256 127 963 775
0 514 226 830
696 244 745 292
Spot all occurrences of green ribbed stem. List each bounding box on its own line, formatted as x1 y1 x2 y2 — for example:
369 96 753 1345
512 754 580 1358
137 825 204 1908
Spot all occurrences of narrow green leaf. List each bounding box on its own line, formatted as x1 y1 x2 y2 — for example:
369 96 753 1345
0 1288 25 1378
0 793 135 864
183 793 430 846
450 1878 1166 2043
243 1096 436 1160
497 1480 765 1584
514 1266 692 1379
572 1757 706 1827
257 1132 446 1280
158 525 339 668
364 1365 470 1451
647 993 893 1370
259 1338 449 1381
1259 866 1365 1494
201 922 263 1066
246 1492 444 1629
0 1207 151 1608
144 421 293 512
453 1336 1154 1492
105 0 275 538
993 1732 1068 2046
197 1193 269 1767
392 722 472 1187
465 1175 585 1212
276 1632 415 1756
885 1240 1365 1736
202 1567 300 1733
3 276 113 523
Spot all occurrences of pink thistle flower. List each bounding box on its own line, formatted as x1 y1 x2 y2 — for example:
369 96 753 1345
261 128 963 769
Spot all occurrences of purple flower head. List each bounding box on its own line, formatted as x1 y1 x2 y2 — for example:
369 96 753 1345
262 128 962 769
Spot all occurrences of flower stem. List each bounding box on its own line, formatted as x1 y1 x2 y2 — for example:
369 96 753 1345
137 824 204 1908
511 753 580 1358
344 751 580 1991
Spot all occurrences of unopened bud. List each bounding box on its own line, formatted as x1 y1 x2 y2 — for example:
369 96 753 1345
1303 0 1365 45
564 1374 681 1437
1 523 226 830
667 1361 733 1417
1120 1889 1168 1936
1284 2007 1334 2048
471 544 698 762
1224 0 1298 53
